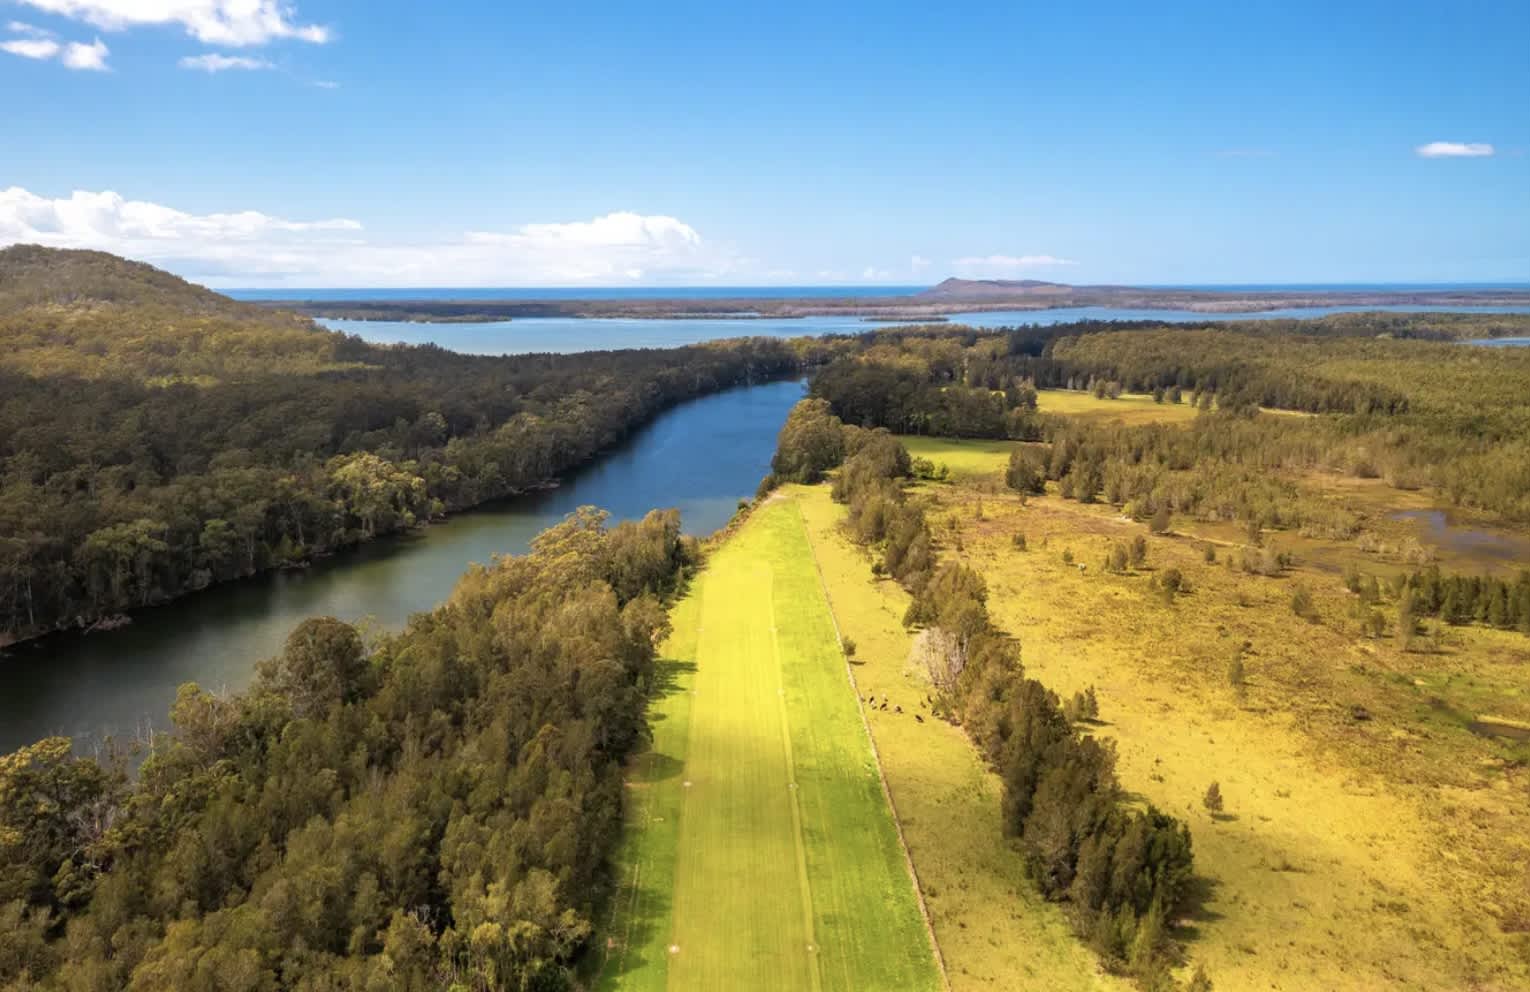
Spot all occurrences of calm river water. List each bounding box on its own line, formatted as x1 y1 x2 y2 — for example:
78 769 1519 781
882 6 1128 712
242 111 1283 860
0 379 806 755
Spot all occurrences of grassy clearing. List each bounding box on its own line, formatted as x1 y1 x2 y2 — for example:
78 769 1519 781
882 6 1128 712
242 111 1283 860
598 496 940 992
1036 389 1201 425
899 435 1020 481
798 486 1126 992
930 484 1530 990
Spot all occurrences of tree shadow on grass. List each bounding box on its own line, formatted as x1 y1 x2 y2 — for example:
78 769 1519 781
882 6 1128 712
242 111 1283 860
1172 874 1225 944
628 750 684 784
650 657 696 698
587 880 677 991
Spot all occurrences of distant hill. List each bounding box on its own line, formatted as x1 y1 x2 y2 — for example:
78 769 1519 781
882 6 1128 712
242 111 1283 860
0 245 348 382
0 244 268 317
915 277 1077 300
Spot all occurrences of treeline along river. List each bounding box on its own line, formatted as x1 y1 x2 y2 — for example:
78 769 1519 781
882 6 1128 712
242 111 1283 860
0 379 805 755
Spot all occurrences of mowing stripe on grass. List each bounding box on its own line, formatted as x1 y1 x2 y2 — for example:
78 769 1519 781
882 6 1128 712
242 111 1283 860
596 496 941 991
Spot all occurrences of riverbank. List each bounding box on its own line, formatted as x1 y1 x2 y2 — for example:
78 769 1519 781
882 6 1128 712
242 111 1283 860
0 379 806 755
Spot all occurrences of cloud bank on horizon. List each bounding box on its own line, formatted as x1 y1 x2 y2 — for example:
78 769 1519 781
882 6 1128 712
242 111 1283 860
0 186 1084 288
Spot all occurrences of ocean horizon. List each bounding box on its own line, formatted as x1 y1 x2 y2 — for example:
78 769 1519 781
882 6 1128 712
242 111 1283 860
225 282 1530 302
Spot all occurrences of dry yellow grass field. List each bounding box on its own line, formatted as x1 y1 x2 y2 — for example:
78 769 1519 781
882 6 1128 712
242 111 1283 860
923 482 1530 990
796 486 1129 992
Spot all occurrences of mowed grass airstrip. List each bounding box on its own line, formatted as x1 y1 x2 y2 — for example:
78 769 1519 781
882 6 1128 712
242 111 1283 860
596 497 941 992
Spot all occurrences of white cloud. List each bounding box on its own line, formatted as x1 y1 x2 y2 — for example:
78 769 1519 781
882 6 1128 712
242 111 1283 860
2 28 106 69
179 52 271 71
0 187 745 287
1 187 359 245
861 266 893 281
910 254 931 272
61 37 107 69
16 0 329 46
2 36 60 58
1415 141 1494 158
951 254 1077 278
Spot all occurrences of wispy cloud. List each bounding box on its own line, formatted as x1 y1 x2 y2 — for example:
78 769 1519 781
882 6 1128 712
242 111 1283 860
2 36 60 58
2 28 107 69
0 187 747 287
1415 141 1494 158
179 52 272 72
952 254 1077 278
15 0 329 46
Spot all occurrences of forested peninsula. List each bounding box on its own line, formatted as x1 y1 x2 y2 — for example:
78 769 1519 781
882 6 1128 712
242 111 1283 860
264 277 1530 323
0 246 827 646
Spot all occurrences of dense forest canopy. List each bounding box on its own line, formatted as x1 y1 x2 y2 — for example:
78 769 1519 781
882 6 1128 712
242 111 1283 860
0 247 839 644
0 506 694 991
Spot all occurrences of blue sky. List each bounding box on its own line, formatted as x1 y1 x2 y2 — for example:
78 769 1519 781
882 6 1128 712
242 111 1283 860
2 0 1526 287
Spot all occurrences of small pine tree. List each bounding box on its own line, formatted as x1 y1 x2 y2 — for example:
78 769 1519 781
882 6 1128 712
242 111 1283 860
1062 549 1074 565
1149 505 1172 535
1129 535 1147 568
1397 595 1419 651
1203 781 1224 814
842 638 856 658
1290 584 1315 621
1227 653 1246 690
1187 964 1214 992
1203 544 1217 564
1012 532 1027 551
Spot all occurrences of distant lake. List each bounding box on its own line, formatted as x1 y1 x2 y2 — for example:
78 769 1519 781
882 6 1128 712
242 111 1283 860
0 379 806 755
316 305 1530 355
1467 337 1530 348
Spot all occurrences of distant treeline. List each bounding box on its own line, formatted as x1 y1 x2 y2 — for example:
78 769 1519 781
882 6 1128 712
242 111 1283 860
767 400 1198 985
807 320 1530 523
1392 566 1530 633
0 506 695 990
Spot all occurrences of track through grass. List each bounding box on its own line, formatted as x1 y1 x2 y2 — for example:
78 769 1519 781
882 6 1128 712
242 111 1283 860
598 496 940 992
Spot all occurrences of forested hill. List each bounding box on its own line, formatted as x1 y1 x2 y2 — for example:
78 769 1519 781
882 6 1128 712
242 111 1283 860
0 244 270 315
0 247 830 644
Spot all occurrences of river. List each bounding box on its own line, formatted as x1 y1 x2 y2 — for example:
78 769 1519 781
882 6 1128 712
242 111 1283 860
0 379 806 755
